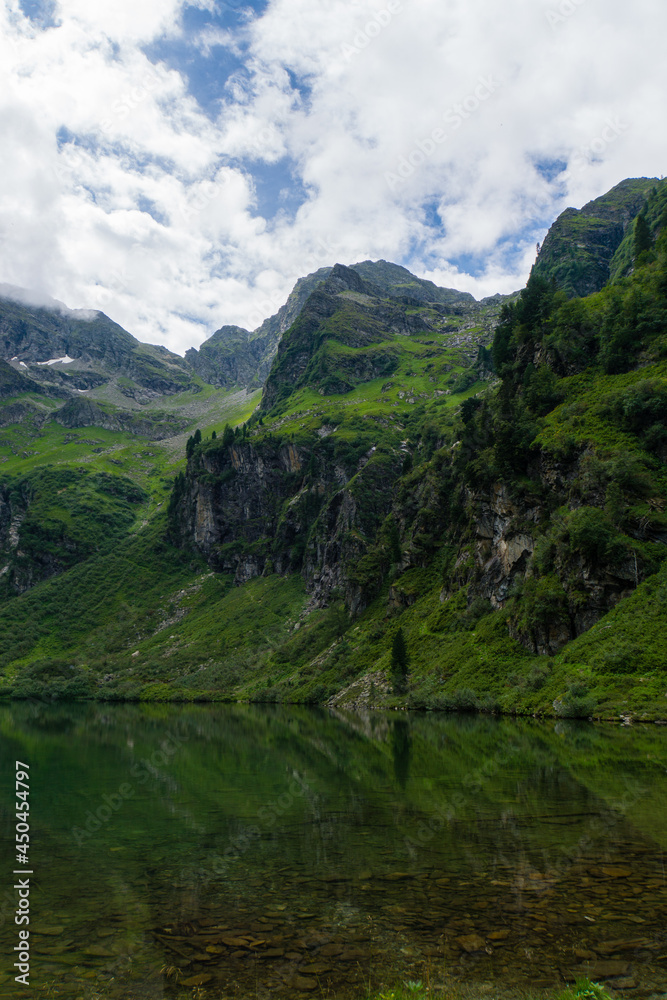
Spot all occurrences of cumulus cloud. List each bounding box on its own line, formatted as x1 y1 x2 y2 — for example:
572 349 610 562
0 0 665 352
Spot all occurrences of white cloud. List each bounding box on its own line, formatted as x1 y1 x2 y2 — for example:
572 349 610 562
0 0 665 354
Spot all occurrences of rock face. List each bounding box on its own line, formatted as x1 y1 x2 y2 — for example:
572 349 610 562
470 483 539 607
51 398 185 438
461 465 645 655
261 265 438 411
185 268 333 390
185 326 274 389
0 358 45 398
173 436 401 609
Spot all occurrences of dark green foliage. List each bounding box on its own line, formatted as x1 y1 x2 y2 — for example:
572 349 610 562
566 507 627 565
634 209 653 260
390 627 409 694
533 177 661 296
491 303 515 373
167 472 187 541
460 397 481 424
3 180 667 720
512 575 571 641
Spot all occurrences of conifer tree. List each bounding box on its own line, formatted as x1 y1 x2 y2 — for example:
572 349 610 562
634 211 652 260
390 628 409 695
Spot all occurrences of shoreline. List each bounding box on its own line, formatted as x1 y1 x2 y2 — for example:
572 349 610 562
1 690 666 724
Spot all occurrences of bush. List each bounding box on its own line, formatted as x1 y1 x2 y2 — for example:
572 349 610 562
436 687 480 712
565 507 627 565
553 681 596 718
526 663 550 691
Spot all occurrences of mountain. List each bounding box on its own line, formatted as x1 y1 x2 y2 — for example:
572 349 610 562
0 177 666 724
165 179 667 718
184 260 476 390
0 287 195 401
350 259 474 306
531 176 663 296
0 288 261 598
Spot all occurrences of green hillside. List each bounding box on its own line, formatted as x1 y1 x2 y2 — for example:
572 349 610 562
0 181 666 721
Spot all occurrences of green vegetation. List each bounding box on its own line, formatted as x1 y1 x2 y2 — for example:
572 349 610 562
0 185 666 718
390 627 409 694
363 980 613 1000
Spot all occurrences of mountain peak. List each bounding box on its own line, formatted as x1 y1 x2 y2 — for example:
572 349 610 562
325 263 367 295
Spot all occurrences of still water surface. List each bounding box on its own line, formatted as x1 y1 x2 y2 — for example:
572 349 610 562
0 704 666 999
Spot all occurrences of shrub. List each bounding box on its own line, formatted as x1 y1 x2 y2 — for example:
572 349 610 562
553 681 596 718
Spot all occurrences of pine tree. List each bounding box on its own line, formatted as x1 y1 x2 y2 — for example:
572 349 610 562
390 628 409 695
222 424 235 447
634 211 653 260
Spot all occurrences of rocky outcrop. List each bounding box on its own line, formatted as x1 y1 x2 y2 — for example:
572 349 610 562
0 482 62 594
51 398 186 438
174 436 401 607
185 326 278 389
461 466 651 654
260 267 437 411
470 483 540 606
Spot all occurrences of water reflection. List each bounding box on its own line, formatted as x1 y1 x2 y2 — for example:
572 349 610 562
0 704 665 999
392 718 411 788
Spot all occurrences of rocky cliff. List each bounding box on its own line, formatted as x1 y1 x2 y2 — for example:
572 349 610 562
171 431 402 614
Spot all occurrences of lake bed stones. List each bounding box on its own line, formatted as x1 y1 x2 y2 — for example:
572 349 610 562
455 933 486 953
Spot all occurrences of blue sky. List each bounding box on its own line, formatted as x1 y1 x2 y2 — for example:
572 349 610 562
1 0 666 352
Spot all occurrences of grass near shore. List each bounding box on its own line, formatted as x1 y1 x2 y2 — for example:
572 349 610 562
364 979 611 1000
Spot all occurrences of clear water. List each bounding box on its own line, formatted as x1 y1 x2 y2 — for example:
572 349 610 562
0 703 666 998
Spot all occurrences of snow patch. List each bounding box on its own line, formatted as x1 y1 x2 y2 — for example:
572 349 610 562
37 355 76 365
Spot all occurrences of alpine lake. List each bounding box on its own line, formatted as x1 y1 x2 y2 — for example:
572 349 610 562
1 704 666 1000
